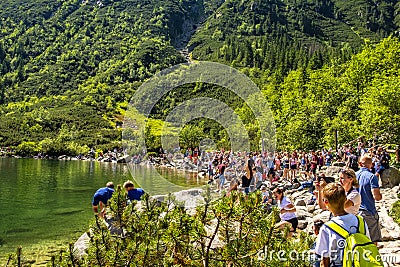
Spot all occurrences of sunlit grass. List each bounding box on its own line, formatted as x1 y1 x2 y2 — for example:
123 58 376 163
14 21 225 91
0 239 70 266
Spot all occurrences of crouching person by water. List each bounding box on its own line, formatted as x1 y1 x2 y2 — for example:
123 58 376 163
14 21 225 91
92 181 114 218
123 180 145 204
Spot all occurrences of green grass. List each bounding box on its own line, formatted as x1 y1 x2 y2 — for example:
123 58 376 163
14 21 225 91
0 239 70 266
390 194 400 226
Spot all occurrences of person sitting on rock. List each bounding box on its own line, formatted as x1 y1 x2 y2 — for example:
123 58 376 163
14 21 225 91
123 180 145 203
273 187 298 236
92 181 115 218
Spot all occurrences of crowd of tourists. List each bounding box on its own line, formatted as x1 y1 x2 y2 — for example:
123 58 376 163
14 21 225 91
179 142 393 266
92 139 397 266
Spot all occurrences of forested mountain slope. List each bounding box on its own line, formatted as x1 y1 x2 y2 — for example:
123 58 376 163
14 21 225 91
0 0 399 154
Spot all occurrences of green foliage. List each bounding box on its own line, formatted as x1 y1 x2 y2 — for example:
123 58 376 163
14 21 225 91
179 124 205 150
43 188 313 266
15 141 41 156
0 0 399 154
265 36 400 150
390 195 400 226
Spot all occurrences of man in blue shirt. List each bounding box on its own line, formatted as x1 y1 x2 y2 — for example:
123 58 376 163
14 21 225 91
356 155 382 245
92 181 115 218
123 180 145 203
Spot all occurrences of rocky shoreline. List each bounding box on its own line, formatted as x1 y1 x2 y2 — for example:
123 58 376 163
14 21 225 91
74 165 400 266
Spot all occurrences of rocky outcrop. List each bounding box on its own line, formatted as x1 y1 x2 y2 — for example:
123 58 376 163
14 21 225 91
381 167 400 188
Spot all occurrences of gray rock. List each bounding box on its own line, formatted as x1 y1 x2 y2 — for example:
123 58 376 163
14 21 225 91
297 220 308 230
73 232 90 259
381 167 400 188
323 166 342 177
117 155 131 163
313 210 332 222
307 205 316 213
296 207 313 220
332 162 346 167
381 228 395 241
295 199 307 207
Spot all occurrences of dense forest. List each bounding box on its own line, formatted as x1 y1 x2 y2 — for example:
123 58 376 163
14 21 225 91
0 0 399 155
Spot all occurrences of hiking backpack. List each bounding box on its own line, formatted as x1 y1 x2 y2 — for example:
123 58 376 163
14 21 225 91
325 215 384 267
349 155 359 171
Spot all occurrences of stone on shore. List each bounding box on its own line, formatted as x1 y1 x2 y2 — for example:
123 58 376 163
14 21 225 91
381 167 400 188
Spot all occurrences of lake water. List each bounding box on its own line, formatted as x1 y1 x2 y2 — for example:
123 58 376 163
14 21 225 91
0 158 202 261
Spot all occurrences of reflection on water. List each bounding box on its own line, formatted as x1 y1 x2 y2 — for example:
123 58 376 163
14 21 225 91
0 158 204 258
130 164 205 195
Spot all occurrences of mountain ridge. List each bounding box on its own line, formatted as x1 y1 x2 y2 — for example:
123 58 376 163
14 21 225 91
0 0 399 153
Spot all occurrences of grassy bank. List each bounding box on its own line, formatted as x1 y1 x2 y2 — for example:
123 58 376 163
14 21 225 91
0 236 78 266
391 194 400 226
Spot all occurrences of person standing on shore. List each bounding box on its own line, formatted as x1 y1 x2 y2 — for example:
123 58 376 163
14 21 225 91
92 182 115 218
216 161 227 192
356 155 382 246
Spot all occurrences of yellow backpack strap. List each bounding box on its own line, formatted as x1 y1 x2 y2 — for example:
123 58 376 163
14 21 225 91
325 220 349 239
356 215 365 235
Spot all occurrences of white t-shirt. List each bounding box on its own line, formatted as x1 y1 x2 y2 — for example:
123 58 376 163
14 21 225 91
346 188 361 215
315 213 370 266
262 191 269 203
278 196 296 221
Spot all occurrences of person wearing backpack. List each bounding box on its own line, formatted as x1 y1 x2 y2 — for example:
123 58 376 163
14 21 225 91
315 183 383 267
346 147 359 172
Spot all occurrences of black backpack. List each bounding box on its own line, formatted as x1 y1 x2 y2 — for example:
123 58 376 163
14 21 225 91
349 155 359 171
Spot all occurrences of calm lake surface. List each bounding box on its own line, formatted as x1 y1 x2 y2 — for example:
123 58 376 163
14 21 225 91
0 158 201 259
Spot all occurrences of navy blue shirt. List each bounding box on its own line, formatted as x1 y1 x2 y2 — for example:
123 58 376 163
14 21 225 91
356 167 380 214
92 187 114 206
127 188 145 201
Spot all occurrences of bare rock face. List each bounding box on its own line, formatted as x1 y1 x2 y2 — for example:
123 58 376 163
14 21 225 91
73 232 90 259
381 167 400 188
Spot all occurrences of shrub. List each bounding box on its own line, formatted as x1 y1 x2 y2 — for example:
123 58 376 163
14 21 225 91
15 141 41 157
50 187 313 266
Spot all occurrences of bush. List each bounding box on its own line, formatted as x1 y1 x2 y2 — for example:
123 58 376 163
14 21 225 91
15 141 41 157
45 187 313 266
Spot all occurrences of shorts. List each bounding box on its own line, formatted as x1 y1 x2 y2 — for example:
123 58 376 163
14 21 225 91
359 209 382 242
219 174 225 187
284 164 289 169
310 167 317 175
290 164 297 170
285 217 298 232
268 167 275 176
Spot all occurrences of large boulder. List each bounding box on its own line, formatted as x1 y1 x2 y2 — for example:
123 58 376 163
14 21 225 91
117 155 131 163
381 167 400 188
332 161 346 167
73 232 90 259
323 166 342 178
